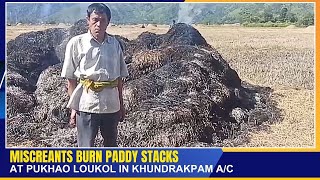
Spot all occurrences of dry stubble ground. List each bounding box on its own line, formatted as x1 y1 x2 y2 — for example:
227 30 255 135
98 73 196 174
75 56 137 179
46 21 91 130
6 24 315 148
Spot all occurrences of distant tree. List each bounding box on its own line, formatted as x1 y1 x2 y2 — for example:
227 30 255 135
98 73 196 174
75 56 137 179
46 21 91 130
239 9 252 23
279 7 288 22
263 11 274 23
47 20 56 25
299 13 314 26
287 12 298 23
250 16 260 23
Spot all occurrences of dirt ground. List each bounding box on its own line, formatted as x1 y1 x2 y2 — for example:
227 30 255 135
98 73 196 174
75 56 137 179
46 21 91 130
6 24 315 148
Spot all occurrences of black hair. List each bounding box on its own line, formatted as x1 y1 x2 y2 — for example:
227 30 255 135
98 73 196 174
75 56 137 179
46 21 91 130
87 3 111 21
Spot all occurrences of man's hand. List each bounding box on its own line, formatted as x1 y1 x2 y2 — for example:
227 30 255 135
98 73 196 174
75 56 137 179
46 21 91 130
66 79 77 128
69 109 77 128
117 78 125 122
119 106 125 122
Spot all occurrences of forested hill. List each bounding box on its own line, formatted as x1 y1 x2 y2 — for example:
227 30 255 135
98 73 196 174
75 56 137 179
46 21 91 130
7 3 314 26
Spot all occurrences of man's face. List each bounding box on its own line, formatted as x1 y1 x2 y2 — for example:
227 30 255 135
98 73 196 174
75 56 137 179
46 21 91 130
87 11 109 37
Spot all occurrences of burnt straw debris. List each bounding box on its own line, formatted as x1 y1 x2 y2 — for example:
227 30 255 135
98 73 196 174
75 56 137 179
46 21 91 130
7 22 280 147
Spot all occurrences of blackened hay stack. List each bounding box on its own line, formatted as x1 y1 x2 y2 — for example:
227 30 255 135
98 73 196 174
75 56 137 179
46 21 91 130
7 22 277 147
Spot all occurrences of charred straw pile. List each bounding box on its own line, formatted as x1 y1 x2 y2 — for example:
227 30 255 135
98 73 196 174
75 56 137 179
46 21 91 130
7 22 280 147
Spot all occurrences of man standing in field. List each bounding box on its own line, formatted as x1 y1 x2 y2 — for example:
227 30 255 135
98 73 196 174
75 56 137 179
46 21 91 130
61 3 129 147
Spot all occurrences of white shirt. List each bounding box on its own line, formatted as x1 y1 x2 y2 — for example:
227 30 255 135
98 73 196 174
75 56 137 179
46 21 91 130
61 32 129 113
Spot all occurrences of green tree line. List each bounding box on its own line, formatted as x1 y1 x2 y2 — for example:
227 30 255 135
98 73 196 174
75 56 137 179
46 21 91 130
7 3 314 27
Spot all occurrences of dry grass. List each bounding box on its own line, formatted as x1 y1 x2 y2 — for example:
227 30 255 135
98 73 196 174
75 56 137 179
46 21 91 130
200 26 314 90
197 26 314 147
243 89 314 147
6 24 315 148
6 24 65 42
